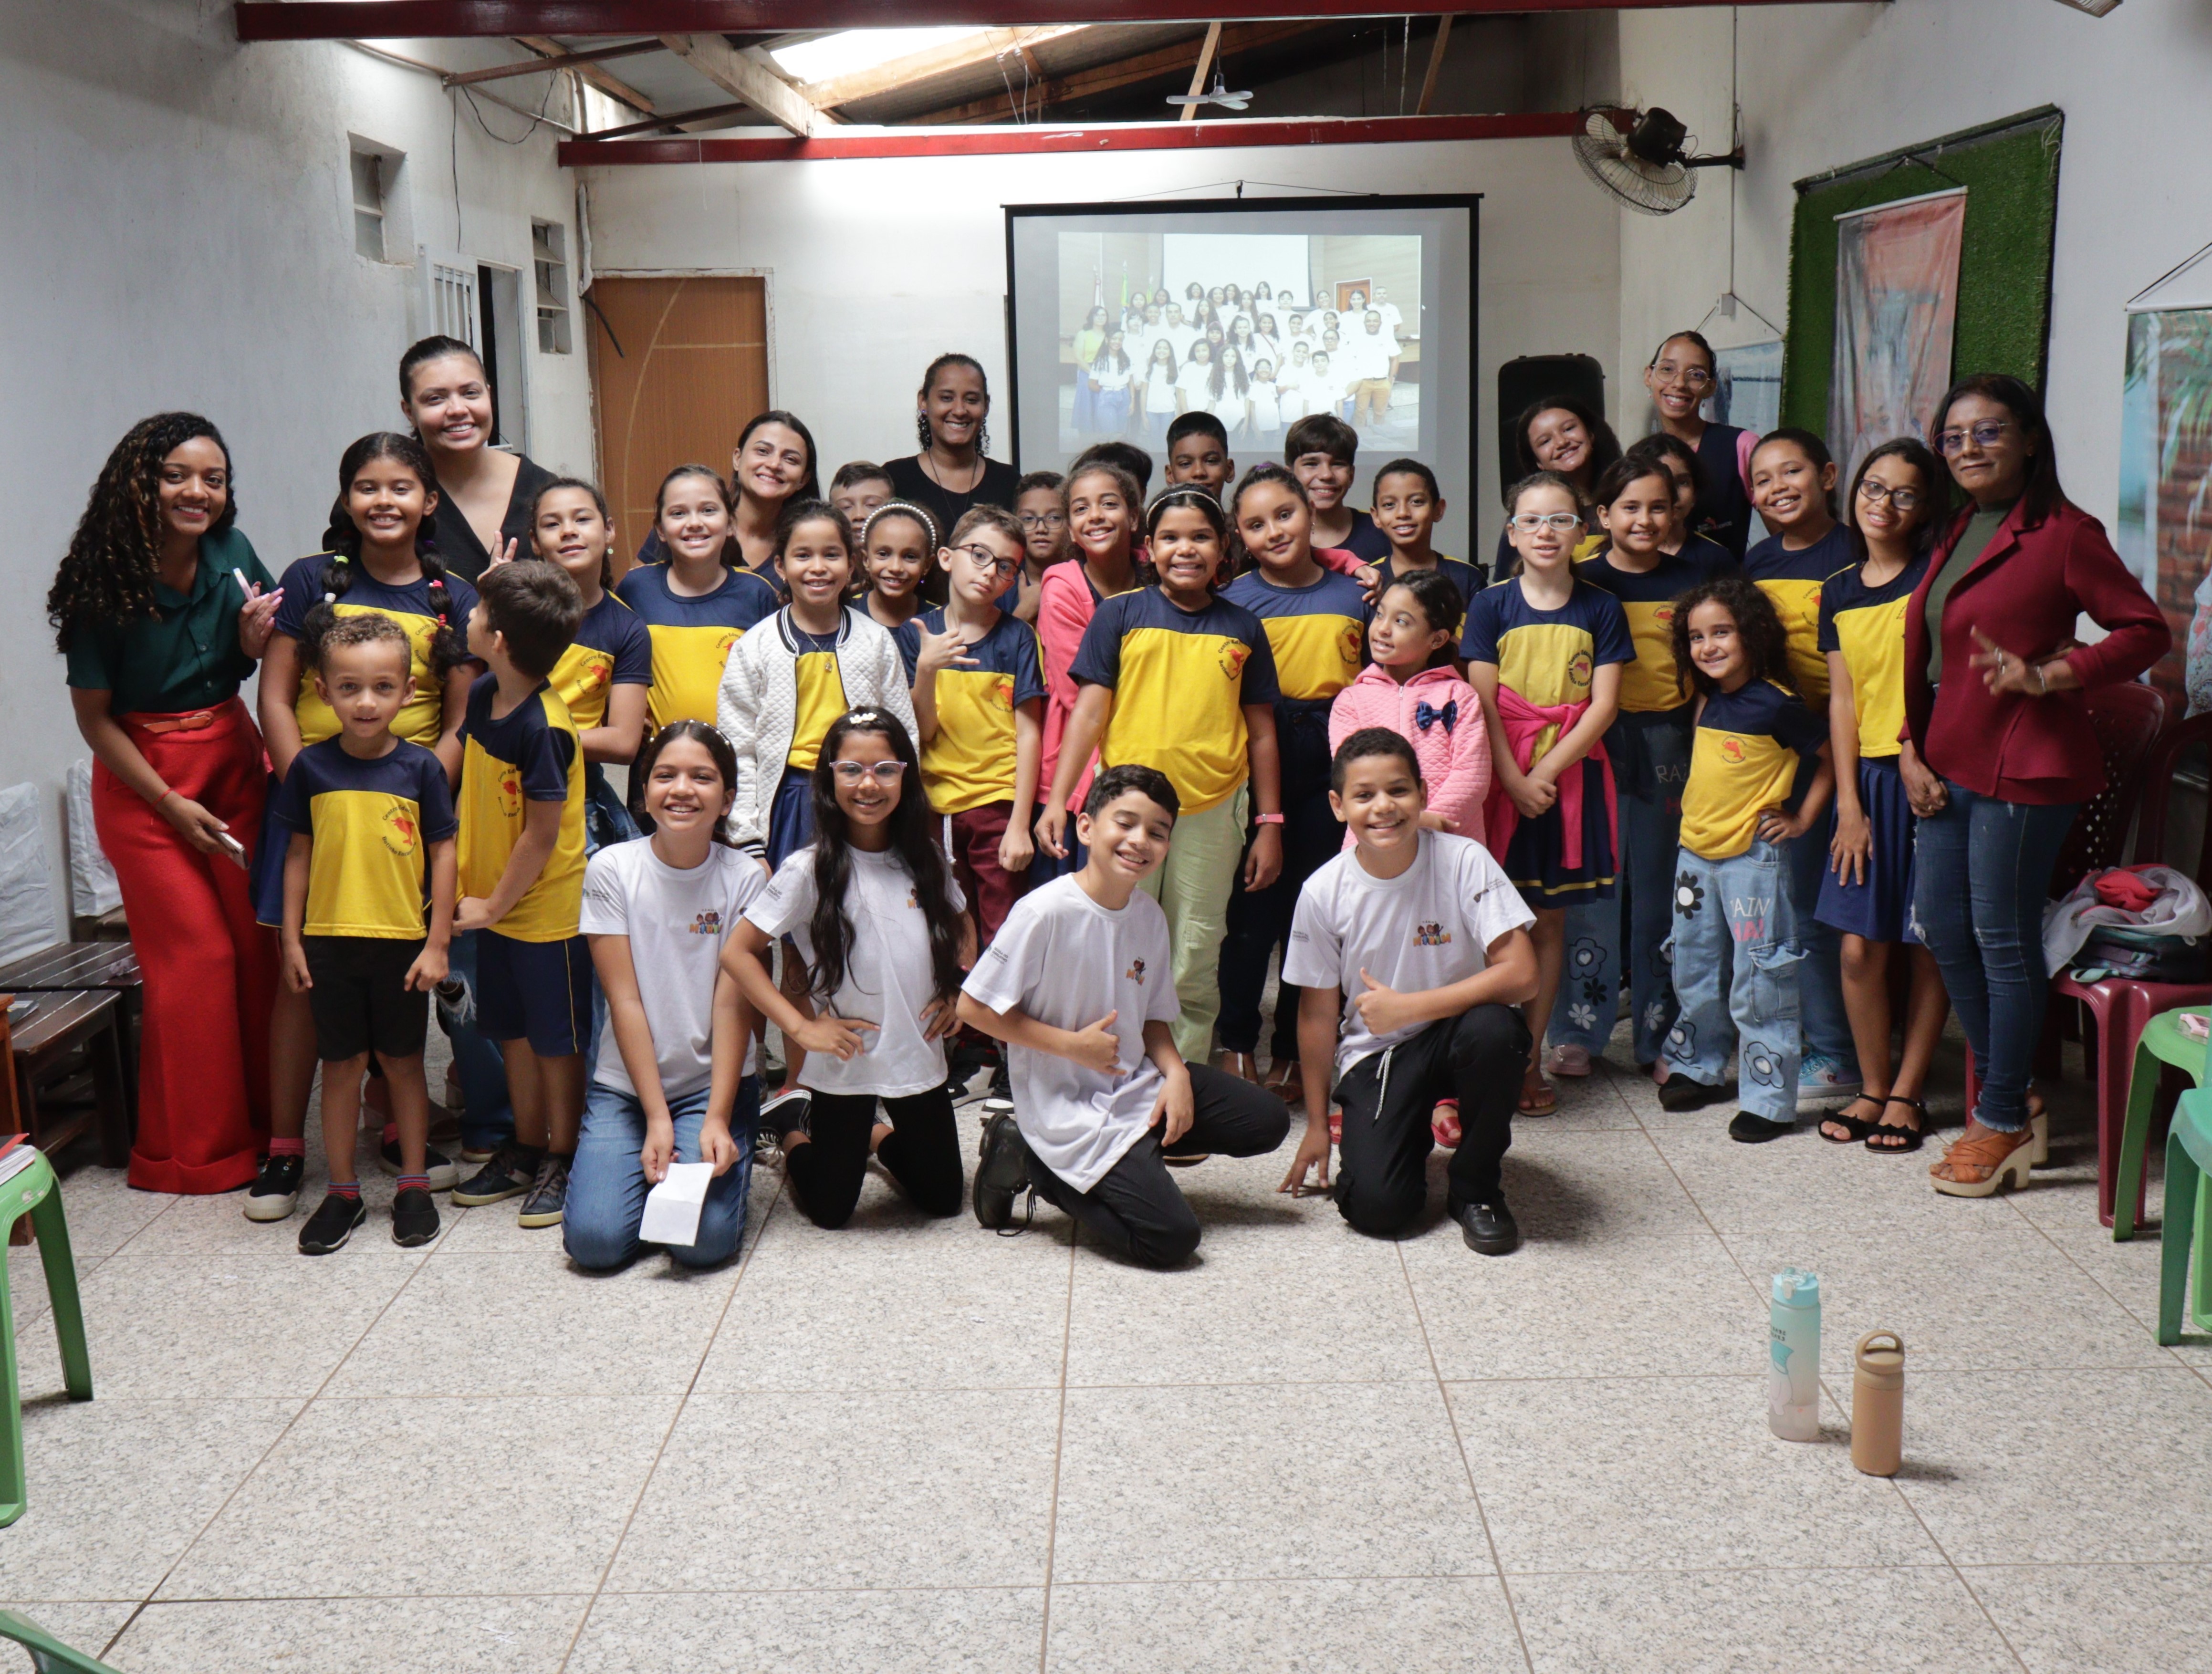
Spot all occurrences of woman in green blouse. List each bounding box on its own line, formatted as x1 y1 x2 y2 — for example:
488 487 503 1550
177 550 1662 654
49 412 283 1193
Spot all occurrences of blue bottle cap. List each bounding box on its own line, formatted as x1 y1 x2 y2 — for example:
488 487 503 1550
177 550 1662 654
1772 1267 1819 1305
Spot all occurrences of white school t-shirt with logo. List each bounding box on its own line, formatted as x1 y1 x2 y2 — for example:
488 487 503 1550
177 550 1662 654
744 846 965 1099
962 874 1179 1192
1283 831 1535 1076
580 838 765 1099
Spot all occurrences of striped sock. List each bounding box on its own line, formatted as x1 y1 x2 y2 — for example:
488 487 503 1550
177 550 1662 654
268 1137 306 1158
396 1174 430 1194
327 1180 362 1200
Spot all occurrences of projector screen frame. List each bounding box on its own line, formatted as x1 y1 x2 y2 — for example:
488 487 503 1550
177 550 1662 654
1003 192 1482 542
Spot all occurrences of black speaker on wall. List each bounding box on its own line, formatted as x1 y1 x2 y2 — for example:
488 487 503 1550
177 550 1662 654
1497 354 1607 504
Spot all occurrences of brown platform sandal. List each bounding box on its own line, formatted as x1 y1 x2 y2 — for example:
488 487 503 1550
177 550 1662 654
1866 1095 1926 1154
1930 1118 2034 1197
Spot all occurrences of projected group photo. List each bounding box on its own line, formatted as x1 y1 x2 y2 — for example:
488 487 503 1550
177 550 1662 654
1053 230 1423 452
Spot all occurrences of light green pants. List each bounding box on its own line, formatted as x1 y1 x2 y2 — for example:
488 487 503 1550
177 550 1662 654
1137 782 1248 1062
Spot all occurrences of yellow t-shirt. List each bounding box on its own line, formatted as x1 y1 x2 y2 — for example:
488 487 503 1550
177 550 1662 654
612 561 781 730
456 676 586 942
786 634 850 772
549 592 653 735
1818 552 1930 761
1680 680 1829 862
901 608 1048 815
272 554 480 749
271 738 457 939
1745 526 1853 708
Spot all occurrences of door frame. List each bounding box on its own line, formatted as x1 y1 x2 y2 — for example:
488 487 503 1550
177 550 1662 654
583 269 780 485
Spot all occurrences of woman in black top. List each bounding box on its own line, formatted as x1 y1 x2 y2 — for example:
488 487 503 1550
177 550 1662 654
885 353 1021 553
399 334 556 582
1642 329 1757 561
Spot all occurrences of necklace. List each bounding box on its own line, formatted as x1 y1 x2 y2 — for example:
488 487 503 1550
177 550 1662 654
920 444 983 496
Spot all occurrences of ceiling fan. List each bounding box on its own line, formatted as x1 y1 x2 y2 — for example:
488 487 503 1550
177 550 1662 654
1167 68 1252 113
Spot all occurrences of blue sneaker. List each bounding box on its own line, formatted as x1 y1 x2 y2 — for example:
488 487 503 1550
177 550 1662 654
1795 1053 1863 1112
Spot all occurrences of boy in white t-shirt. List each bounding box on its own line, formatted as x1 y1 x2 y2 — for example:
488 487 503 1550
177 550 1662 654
960 764 1290 1267
1279 729 1539 1254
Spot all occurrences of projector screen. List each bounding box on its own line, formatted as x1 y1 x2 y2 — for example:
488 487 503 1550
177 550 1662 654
1005 195 1480 557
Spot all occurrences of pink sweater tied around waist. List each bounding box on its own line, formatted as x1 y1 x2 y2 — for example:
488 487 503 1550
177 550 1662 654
1484 686 1617 870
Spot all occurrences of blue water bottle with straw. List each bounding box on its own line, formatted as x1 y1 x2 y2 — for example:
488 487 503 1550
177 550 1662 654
1769 1268 1821 1441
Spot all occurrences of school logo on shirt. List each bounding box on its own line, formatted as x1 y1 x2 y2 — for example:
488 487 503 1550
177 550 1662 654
1217 643 1251 681
1414 921 1451 948
1338 621 1365 663
1653 604 1676 627
380 803 420 855
577 652 614 696
689 909 722 936
716 629 741 662
1567 649 1594 690
992 674 1016 711
496 769 523 818
1125 957 1148 983
1718 736 1747 765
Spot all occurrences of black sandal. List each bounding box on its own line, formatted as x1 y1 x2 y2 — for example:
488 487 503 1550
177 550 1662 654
1820 1094 1883 1144
1867 1095 1927 1153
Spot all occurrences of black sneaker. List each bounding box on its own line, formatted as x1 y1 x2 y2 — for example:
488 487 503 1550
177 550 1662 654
1455 1198 1520 1256
1729 1111 1794 1144
516 1154 570 1228
972 1108 1029 1230
298 1192 367 1255
243 1154 303 1223
1658 1076 1737 1113
451 1143 541 1206
987 1058 1012 1102
379 1136 459 1192
391 1185 441 1248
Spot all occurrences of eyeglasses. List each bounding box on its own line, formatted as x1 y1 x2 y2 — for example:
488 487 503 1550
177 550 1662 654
1856 479 1923 511
1509 512 1586 533
1016 512 1066 530
828 760 908 786
951 543 1022 577
1651 364 1714 389
1934 420 2011 456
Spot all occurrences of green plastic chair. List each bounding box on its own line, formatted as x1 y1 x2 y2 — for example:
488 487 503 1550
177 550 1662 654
2113 1007 2209 1250
0 1609 125 1673
0 1150 94 1529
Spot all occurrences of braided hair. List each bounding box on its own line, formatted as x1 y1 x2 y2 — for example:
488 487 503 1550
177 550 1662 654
48 413 236 653
915 352 991 458
301 432 466 677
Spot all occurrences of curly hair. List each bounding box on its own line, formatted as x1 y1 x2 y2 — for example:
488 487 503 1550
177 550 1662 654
300 432 466 678
1668 574 1795 702
49 413 236 653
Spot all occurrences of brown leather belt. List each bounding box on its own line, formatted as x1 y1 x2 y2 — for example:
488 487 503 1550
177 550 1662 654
133 710 219 735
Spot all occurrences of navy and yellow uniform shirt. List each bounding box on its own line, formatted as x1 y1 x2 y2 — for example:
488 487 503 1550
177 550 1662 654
1576 546 1724 715
612 561 780 730
1681 679 1828 862
1221 567 1370 704
1743 524 1852 707
1818 551 1930 762
1374 554 1487 622
1070 587 1282 815
270 738 456 940
1461 577 1633 763
785 619 849 773
894 608 1048 814
551 591 652 736
272 554 480 749
457 674 586 942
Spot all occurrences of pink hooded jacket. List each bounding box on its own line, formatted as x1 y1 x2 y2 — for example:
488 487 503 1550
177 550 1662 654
1328 664 1492 849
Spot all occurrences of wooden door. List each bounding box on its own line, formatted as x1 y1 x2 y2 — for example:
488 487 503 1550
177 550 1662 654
585 276 769 575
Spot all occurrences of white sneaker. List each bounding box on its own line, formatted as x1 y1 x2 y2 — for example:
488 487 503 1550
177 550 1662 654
1545 1043 1593 1078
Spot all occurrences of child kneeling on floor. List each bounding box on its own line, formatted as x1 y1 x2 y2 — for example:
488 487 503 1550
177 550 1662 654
1276 730 1537 1253
960 764 1290 1267
1660 577 1834 1142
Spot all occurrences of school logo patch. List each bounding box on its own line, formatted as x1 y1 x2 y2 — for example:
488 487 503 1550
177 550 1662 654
496 770 523 818
380 802 420 856
1217 643 1251 681
576 652 614 697
1718 736 1747 765
1567 649 1594 689
1125 957 1148 983
992 674 1016 711
689 909 722 937
716 629 741 663
1653 604 1675 627
1338 621 1365 664
1414 920 1451 947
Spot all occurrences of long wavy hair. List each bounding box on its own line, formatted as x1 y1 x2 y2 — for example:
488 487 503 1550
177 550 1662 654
735 408 821 504
49 413 237 652
1669 573 1796 702
302 432 466 676
804 709 965 1013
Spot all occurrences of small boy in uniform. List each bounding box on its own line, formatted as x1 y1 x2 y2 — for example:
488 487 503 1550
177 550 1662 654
275 614 459 1255
1371 457 1486 608
1279 729 1538 1253
450 561 592 1226
960 765 1289 1268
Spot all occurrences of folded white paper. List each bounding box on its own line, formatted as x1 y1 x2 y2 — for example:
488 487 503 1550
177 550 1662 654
639 1161 713 1247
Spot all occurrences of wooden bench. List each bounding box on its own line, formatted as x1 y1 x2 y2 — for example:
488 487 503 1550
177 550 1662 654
3 990 130 1168
0 943 141 1117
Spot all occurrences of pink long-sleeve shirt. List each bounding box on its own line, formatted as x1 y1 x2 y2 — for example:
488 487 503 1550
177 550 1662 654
1328 663 1492 848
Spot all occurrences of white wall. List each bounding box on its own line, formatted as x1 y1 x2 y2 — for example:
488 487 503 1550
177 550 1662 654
1614 0 2212 530
580 132 1624 555
1 0 592 936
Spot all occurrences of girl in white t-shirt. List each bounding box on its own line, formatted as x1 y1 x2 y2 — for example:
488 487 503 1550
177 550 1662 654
1142 338 1180 440
1247 358 1283 446
1215 345 1254 435
566 721 765 1270
728 708 973 1227
1175 339 1218 417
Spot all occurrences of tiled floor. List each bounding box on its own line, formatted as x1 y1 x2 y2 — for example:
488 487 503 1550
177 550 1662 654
7 1032 2211 1673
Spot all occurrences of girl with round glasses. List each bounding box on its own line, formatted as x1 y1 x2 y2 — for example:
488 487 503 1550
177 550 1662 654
1642 330 1758 561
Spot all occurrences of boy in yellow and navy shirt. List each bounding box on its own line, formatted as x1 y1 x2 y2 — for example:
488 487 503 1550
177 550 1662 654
272 613 458 1256
450 561 592 1227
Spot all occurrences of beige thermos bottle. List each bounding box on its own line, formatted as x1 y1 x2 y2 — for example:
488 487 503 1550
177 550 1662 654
1850 1331 1906 1476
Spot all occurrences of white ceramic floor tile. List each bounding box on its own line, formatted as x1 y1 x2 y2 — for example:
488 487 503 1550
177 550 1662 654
1446 1375 1940 1574
1052 1381 1492 1583
1496 1127 1712 1241
1651 1128 1987 1237
1967 1561 2212 1674
571 1587 1045 1673
105 1595 588 1673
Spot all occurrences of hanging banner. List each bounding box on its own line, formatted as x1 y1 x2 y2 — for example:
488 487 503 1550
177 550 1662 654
1829 188 1966 487
2118 307 2212 714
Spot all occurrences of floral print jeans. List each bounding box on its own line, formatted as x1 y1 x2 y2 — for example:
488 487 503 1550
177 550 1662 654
1661 838 1804 1121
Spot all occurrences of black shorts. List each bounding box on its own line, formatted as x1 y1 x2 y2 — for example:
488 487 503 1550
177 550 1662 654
475 929 593 1058
303 936 430 1063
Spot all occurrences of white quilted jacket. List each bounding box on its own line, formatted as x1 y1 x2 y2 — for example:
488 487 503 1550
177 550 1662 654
716 605 920 854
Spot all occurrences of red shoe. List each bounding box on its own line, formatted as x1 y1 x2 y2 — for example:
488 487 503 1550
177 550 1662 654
1431 1101 1462 1148
1328 1110 1343 1144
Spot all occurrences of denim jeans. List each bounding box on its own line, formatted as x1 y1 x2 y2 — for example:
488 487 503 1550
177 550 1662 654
1552 716 1688 1064
564 1076 760 1269
1910 782 2077 1133
438 931 515 1155
1663 839 1804 1121
1784 756 1856 1074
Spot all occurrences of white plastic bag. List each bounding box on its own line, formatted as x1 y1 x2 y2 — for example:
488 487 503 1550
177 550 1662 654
0 782 57 963
66 758 122 918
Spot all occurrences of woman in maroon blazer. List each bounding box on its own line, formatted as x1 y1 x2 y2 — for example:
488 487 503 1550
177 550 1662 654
1900 374 2168 1197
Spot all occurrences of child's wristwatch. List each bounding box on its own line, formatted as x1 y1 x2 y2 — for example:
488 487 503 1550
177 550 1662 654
1254 812 1285 825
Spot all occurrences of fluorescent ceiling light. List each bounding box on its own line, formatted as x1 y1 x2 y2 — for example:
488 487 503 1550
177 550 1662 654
770 28 989 84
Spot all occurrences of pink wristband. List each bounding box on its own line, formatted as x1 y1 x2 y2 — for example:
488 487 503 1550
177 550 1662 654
1254 812 1284 826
